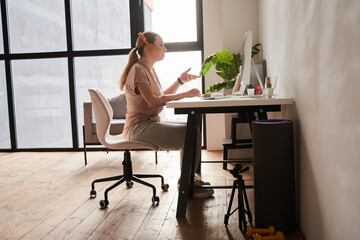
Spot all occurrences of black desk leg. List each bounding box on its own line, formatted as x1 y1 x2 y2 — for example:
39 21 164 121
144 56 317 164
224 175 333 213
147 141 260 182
257 108 268 120
176 112 199 218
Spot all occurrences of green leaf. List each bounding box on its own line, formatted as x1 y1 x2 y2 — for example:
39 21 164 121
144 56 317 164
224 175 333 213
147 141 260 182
200 45 262 91
215 62 238 80
251 43 261 57
247 83 254 89
232 53 242 72
199 54 215 76
214 61 231 71
205 81 228 93
225 79 236 89
200 61 213 76
211 55 218 63
214 50 233 62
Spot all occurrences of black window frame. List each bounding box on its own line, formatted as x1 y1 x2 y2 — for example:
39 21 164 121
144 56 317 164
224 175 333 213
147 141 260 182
0 0 204 152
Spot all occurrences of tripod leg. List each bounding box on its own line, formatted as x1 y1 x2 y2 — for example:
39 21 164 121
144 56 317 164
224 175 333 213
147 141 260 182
238 179 246 231
224 180 238 225
243 185 253 226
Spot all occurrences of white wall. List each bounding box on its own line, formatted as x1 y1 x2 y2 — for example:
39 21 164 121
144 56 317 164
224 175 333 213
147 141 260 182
203 0 259 150
203 0 225 150
258 0 360 239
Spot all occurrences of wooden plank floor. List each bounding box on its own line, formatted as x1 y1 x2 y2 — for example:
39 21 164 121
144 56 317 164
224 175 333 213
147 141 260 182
0 150 305 240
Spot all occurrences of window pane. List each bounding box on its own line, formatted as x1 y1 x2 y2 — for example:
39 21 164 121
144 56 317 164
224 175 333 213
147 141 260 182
7 0 67 53
0 61 10 148
71 0 131 50
144 0 197 43
12 58 72 148
154 51 202 121
75 55 127 147
0 15 3 54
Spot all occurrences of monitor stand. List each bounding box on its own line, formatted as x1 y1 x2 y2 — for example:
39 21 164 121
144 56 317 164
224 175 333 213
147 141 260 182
251 59 265 91
233 59 265 96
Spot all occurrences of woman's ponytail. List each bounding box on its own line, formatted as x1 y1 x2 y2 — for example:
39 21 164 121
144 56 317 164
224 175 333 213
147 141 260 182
119 48 139 91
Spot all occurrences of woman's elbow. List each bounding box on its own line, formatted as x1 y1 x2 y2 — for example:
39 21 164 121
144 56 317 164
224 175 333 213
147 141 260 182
148 98 165 108
148 102 156 108
148 103 164 108
148 100 162 108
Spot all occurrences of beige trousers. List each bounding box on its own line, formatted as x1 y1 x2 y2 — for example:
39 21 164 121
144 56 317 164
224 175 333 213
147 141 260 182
130 115 201 169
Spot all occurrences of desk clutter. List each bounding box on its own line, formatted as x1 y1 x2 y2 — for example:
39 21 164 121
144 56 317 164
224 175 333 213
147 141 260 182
247 225 285 240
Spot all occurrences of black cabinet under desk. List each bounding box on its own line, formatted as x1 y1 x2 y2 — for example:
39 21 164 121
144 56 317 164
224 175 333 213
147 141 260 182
252 120 296 233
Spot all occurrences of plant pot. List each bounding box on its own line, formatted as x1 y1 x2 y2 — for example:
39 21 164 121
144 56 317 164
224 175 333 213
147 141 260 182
224 88 233 95
247 88 255 96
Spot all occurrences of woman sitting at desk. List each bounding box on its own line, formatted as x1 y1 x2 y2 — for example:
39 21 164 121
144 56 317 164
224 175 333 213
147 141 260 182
119 31 214 198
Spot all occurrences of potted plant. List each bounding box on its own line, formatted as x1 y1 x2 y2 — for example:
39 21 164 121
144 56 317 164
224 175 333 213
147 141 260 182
264 76 277 98
266 78 272 88
247 83 255 96
199 44 261 93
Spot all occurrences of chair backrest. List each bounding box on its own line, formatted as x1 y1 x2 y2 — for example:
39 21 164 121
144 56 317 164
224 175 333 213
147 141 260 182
88 88 159 151
88 88 113 147
108 93 127 119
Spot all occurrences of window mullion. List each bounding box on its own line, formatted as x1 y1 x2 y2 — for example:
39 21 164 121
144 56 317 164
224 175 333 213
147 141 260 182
64 0 78 148
129 0 144 48
1 0 17 150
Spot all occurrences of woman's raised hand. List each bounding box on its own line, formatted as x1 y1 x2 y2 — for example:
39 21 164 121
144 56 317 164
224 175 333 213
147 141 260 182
179 68 199 83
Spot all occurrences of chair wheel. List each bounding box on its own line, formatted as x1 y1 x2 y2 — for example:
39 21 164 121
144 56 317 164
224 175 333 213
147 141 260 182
90 190 96 198
161 183 169 191
152 196 160 204
99 199 109 208
126 181 134 188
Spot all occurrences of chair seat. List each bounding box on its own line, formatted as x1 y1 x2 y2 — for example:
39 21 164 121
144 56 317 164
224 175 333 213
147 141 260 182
104 134 159 151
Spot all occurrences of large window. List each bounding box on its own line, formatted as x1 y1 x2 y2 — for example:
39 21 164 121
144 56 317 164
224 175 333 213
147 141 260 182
155 51 202 121
0 16 3 53
7 0 67 53
0 0 203 150
0 61 10 149
74 55 128 147
144 0 197 43
12 58 72 148
1 5 9 149
71 0 131 50
145 0 202 121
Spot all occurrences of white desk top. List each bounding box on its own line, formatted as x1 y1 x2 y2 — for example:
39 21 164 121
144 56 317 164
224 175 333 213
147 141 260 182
166 95 294 108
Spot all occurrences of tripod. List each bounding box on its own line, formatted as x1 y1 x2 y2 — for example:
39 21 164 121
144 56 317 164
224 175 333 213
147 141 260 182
224 164 253 232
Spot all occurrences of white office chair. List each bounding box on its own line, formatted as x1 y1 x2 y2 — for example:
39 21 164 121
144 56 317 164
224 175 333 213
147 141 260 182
88 88 169 208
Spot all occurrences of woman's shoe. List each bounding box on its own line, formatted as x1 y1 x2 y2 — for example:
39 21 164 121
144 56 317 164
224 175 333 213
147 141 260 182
193 178 214 198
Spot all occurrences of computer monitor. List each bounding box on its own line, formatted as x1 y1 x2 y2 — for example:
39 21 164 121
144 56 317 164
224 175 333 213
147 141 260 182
233 31 264 95
233 31 253 95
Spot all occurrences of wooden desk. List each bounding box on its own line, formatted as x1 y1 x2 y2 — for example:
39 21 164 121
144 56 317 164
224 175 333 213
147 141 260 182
166 96 294 218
